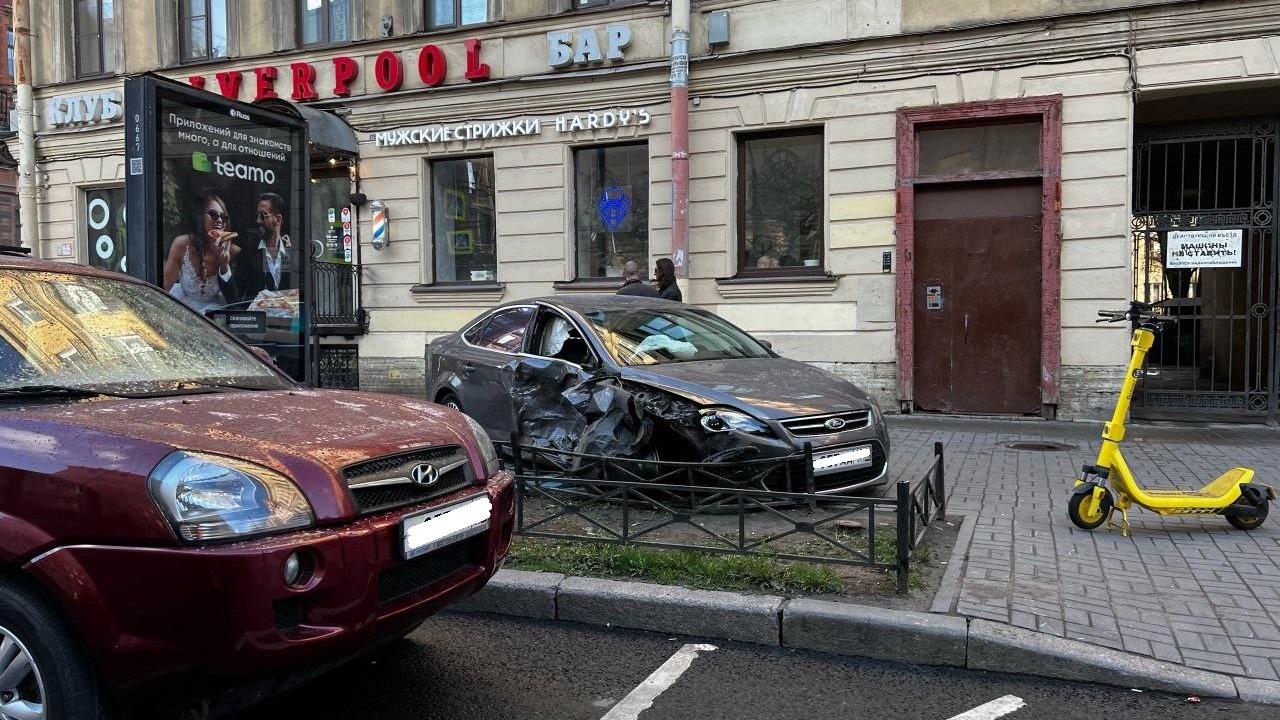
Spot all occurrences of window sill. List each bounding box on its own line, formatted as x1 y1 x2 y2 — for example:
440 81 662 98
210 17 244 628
411 282 505 305
553 278 625 294
714 273 840 299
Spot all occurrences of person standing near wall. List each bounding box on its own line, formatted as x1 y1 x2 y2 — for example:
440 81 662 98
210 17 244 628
655 257 682 302
616 260 660 297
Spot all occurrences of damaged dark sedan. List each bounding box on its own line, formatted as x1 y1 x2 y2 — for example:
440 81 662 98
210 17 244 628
425 295 889 494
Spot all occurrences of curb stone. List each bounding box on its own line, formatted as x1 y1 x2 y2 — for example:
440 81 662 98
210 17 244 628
782 598 968 667
967 619 1237 699
929 514 974 615
454 570 562 619
456 570 1271 704
1235 677 1280 704
557 576 784 645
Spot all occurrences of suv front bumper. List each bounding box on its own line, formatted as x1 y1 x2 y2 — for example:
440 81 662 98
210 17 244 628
26 474 515 692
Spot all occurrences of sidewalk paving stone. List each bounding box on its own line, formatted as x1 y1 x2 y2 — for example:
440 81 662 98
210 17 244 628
888 414 1280 681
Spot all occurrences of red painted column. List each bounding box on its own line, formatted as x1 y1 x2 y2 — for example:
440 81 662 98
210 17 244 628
671 85 689 279
669 2 691 280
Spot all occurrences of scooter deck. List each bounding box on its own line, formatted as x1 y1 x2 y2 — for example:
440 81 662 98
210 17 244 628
1142 467 1254 498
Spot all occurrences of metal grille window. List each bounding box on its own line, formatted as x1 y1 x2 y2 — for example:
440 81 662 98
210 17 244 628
432 157 497 283
574 143 649 279
74 0 119 77
737 128 824 275
85 187 127 274
1131 119 1280 420
428 0 488 28
299 0 351 46
179 0 229 62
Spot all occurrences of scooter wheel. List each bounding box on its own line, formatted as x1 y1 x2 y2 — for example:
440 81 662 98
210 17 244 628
1068 486 1113 530
1227 500 1269 531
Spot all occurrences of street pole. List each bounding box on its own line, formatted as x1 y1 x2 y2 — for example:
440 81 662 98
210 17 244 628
669 0 690 280
13 0 35 251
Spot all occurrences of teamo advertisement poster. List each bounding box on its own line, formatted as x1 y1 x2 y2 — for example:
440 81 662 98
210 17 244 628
126 76 309 380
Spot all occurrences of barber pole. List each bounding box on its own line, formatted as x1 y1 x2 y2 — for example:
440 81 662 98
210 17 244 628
370 200 389 250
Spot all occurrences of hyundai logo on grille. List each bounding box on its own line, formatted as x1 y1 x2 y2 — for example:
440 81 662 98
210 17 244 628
824 417 847 431
409 463 440 486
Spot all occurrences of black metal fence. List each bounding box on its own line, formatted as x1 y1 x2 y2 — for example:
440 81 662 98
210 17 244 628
505 440 947 593
312 261 365 332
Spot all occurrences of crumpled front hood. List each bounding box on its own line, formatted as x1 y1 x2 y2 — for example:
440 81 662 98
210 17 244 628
8 389 474 523
620 357 873 421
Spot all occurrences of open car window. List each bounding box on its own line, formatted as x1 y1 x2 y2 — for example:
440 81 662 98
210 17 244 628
0 268 291 393
581 307 772 366
530 310 596 367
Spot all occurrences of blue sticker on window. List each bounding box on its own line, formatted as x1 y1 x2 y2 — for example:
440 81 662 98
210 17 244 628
597 186 631 232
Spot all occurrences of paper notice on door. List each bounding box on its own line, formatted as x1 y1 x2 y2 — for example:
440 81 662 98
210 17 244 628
1166 229 1243 268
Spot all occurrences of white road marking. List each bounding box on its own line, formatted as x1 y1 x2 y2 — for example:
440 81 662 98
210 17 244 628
945 695 1027 720
599 643 717 720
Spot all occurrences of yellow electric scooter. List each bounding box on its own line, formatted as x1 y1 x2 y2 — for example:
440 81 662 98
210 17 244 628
1068 302 1274 535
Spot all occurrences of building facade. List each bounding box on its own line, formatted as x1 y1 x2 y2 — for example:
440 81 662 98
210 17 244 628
17 0 1280 421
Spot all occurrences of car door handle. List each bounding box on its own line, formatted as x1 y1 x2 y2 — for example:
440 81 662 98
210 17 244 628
461 363 477 374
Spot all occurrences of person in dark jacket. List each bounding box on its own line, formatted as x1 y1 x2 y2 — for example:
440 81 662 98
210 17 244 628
654 257 682 302
616 260 659 297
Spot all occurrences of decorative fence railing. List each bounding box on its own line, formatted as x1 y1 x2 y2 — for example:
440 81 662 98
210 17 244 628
312 261 365 332
503 440 947 593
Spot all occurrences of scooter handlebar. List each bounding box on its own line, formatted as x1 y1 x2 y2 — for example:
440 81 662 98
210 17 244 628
1096 305 1176 324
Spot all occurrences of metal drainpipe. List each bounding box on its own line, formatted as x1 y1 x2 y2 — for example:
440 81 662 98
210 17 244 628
14 0 35 251
670 0 690 280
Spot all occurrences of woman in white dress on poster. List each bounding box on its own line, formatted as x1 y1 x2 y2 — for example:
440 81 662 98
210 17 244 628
162 189 239 314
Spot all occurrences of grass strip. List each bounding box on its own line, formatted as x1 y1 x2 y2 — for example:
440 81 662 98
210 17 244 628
506 538 847 595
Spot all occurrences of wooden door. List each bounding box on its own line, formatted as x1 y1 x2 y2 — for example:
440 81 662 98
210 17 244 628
913 182 1043 414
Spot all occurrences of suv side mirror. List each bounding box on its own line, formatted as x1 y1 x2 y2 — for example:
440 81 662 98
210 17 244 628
759 339 773 351
250 346 274 365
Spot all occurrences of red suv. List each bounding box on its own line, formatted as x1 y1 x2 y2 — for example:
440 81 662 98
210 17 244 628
0 253 515 717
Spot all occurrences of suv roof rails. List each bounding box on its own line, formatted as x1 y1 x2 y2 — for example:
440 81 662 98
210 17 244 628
0 245 31 256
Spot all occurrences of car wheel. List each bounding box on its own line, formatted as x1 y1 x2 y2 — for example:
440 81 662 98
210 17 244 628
0 576 104 720
438 392 463 413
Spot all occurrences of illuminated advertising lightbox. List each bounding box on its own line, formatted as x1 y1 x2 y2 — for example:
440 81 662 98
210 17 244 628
125 74 310 381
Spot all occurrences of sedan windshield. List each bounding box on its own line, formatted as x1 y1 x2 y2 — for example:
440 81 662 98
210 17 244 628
581 307 772 366
0 268 291 394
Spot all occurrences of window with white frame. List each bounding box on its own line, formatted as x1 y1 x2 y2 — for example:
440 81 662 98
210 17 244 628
427 0 489 29
299 0 351 45
73 0 119 77
179 0 230 62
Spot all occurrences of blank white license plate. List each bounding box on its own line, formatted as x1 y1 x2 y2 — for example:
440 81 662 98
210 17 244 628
812 445 873 475
401 495 492 560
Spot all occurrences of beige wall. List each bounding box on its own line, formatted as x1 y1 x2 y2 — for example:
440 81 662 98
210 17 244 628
24 0 1280 415
901 0 1175 34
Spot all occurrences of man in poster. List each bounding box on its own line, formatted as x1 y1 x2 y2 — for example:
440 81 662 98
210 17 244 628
228 192 296 302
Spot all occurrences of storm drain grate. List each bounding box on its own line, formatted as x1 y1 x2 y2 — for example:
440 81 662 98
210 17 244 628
998 441 1077 452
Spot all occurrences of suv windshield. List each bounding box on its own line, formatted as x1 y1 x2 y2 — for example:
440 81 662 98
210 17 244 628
0 268 291 394
581 307 772 366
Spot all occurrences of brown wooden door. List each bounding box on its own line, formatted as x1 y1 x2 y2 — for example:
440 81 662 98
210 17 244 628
913 182 1042 414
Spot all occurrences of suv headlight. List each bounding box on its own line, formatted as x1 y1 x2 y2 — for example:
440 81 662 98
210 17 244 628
149 451 314 542
463 413 499 477
699 408 771 435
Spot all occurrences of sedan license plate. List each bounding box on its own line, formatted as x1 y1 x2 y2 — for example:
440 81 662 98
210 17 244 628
401 495 492 560
812 445 873 475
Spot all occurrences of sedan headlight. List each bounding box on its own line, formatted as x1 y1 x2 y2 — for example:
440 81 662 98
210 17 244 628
699 408 771 435
148 451 314 543
463 413 500 477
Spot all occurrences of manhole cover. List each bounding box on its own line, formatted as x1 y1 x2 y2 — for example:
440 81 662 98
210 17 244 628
999 441 1077 452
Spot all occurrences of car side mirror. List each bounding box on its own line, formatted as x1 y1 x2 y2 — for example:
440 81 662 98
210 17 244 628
250 346 273 365
759 339 773 351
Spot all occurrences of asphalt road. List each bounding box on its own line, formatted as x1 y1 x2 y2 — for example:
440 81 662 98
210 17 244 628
233 612 1276 720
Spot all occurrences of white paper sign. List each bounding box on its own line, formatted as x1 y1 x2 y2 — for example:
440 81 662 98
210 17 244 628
1167 229 1243 268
